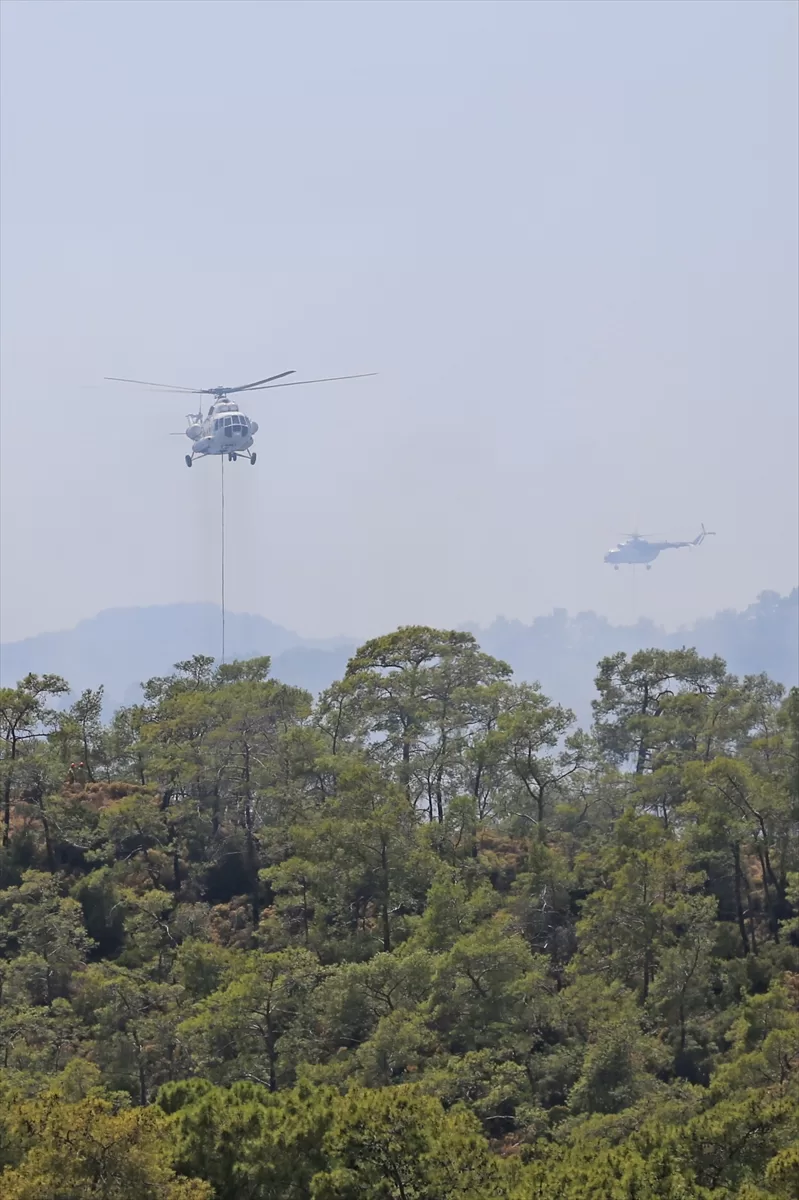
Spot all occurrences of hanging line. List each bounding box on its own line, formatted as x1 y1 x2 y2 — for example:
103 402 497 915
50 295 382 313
221 454 226 665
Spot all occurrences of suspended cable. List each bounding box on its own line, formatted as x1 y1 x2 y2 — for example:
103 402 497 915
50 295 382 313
629 520 640 624
221 454 226 665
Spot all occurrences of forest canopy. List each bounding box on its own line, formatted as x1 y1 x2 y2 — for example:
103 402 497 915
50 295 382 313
0 627 797 1199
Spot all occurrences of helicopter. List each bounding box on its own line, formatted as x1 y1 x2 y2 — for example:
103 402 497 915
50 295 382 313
105 370 375 466
604 526 715 570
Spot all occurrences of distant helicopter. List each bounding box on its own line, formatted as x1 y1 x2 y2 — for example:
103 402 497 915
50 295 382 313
105 370 375 466
604 526 715 570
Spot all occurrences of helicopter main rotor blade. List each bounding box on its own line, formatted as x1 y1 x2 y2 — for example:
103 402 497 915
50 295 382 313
224 371 296 393
247 372 377 392
150 372 297 396
105 375 200 393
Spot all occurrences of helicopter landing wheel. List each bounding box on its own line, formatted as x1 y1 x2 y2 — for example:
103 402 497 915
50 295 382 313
646 565 651 571
185 455 193 469
250 452 257 466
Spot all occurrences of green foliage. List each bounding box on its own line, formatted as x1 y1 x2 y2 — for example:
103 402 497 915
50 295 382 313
1 635 798 1197
311 1084 518 1199
0 1086 210 1198
161 1079 334 1199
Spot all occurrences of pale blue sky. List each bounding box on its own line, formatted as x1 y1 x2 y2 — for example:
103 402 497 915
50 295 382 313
1 0 797 642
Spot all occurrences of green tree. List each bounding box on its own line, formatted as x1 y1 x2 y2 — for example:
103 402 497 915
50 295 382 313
575 813 708 1002
685 754 797 952
491 683 586 842
179 948 321 1092
311 1085 518 1199
343 627 510 821
0 674 69 849
0 1091 210 1199
592 649 727 774
73 964 187 1105
53 686 107 783
0 870 93 1006
209 671 312 923
290 756 431 955
430 914 552 1053
161 1079 335 1200
647 892 718 1078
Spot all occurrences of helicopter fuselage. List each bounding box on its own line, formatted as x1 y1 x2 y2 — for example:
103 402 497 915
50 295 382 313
604 528 711 569
185 401 259 462
105 367 374 468
604 541 664 566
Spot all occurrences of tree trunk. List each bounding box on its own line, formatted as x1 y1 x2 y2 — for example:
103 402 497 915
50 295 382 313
380 838 391 952
536 787 546 843
243 743 260 925
82 728 95 783
732 842 750 956
266 1022 277 1093
2 731 16 847
678 999 686 1054
172 839 181 893
2 776 11 849
38 798 56 873
743 872 759 956
758 834 787 907
245 817 260 926
757 848 779 943
635 684 650 775
401 724 412 805
211 784 220 836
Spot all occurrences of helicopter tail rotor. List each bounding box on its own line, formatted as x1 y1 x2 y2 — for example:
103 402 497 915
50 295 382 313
693 523 716 545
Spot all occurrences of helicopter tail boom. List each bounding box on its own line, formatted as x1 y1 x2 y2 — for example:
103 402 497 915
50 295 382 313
692 524 716 546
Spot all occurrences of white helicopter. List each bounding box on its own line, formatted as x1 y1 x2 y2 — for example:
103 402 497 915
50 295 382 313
105 370 375 466
604 525 715 570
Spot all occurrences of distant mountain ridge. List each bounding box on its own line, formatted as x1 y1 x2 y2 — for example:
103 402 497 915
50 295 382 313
472 589 798 726
0 604 356 713
1 591 796 725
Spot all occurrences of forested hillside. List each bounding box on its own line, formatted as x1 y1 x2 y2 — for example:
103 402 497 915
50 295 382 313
0 628 797 1199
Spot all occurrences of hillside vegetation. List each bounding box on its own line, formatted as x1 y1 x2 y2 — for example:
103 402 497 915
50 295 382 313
0 628 797 1199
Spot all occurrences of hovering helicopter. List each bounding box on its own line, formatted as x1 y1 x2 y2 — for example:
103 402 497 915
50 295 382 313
105 370 375 466
604 526 715 570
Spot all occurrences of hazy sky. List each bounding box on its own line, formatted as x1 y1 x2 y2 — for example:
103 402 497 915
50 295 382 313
1 0 797 644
